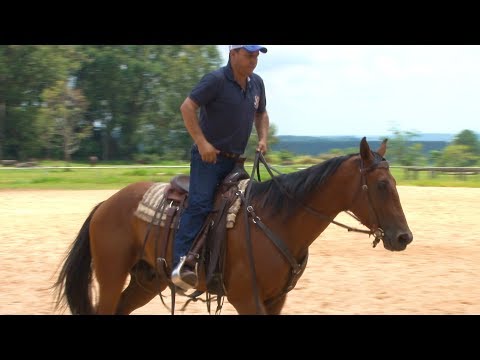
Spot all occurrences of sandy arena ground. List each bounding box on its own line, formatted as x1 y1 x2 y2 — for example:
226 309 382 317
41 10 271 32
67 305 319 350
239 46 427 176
1 186 479 315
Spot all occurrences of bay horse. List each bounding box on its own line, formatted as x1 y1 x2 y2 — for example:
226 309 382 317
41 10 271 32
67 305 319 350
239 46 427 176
53 137 413 315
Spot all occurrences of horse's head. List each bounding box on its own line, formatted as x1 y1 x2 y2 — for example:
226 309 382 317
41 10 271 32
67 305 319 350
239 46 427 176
349 137 413 251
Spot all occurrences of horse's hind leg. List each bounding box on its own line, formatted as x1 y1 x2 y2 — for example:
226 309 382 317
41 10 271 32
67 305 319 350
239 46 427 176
116 270 164 315
91 232 136 314
95 262 131 314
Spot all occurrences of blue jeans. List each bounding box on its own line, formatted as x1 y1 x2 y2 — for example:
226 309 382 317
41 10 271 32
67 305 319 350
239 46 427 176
172 145 236 267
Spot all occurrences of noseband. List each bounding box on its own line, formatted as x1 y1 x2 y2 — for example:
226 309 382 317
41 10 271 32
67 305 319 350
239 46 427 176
354 158 390 247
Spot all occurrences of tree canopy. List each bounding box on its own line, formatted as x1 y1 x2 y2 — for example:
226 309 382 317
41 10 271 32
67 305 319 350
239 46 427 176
0 45 228 161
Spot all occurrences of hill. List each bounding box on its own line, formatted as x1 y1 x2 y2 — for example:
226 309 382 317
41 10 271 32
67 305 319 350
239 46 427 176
271 134 454 156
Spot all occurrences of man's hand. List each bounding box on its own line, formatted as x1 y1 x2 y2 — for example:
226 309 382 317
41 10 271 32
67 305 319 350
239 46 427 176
256 140 267 154
198 141 220 163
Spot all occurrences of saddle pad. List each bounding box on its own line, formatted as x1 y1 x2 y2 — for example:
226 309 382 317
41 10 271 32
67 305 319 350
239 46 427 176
225 178 249 228
134 179 250 229
134 182 170 226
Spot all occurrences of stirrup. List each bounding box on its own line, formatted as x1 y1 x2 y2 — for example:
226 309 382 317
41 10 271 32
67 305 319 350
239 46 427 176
171 256 198 291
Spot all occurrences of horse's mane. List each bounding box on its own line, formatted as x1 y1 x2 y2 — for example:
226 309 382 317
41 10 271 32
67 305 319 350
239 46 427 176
249 154 356 218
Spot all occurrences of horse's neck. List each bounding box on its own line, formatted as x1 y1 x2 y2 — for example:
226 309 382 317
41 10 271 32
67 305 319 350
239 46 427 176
292 207 340 251
256 162 359 258
281 183 351 255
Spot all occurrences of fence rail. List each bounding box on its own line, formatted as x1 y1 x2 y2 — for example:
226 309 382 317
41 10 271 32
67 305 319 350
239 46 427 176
0 165 190 170
2 163 480 180
395 166 480 180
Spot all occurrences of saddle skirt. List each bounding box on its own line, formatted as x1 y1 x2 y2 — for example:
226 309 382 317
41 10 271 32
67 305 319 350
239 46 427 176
134 179 250 229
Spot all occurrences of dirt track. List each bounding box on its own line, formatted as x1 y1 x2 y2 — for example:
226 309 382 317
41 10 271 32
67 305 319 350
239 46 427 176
1 186 479 315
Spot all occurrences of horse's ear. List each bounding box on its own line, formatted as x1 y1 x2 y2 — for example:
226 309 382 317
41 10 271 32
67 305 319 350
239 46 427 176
360 137 374 164
377 138 388 157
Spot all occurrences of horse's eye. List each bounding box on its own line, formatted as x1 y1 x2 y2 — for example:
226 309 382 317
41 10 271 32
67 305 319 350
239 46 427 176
377 181 387 190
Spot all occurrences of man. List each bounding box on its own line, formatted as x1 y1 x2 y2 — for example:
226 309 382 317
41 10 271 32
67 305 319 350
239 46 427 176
171 45 270 291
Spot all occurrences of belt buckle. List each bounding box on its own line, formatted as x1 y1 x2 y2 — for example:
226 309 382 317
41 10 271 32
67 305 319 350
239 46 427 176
221 151 237 159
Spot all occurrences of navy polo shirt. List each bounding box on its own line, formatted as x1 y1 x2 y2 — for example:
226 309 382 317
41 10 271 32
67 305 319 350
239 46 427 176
189 63 266 154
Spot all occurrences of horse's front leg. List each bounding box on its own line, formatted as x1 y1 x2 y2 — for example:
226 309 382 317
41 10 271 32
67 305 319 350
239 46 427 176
228 296 267 314
264 294 287 315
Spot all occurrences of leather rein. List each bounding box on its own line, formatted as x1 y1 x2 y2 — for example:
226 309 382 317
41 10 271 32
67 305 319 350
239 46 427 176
236 152 388 311
249 151 387 247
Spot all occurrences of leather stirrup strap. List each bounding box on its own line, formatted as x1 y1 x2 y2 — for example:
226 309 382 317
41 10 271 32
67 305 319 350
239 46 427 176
155 204 178 315
206 197 229 284
162 205 178 270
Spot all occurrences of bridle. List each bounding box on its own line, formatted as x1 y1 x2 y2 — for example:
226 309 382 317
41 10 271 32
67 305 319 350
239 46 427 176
235 151 389 313
352 157 390 247
248 151 388 247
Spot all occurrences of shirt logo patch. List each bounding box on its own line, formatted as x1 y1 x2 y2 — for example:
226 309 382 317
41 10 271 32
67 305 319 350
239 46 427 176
254 96 260 110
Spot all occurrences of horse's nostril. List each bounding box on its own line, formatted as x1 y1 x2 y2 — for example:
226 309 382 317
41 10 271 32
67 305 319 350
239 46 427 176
398 232 413 245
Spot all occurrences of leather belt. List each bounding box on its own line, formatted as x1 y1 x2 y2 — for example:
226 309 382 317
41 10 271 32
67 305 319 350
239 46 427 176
193 144 240 160
219 151 240 160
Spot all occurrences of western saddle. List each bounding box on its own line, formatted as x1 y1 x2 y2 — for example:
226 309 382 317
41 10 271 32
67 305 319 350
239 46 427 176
157 156 250 297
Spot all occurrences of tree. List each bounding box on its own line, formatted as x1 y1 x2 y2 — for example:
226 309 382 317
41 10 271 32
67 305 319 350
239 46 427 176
436 144 477 167
0 47 6 159
0 45 81 160
38 80 90 161
387 128 425 166
429 150 442 166
76 45 223 161
146 45 223 160
452 129 480 155
245 122 279 160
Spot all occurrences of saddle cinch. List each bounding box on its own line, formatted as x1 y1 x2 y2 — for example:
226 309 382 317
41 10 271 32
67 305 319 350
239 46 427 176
159 156 250 297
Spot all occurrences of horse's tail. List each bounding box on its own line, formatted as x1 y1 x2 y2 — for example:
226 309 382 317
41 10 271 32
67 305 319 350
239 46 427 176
53 202 104 315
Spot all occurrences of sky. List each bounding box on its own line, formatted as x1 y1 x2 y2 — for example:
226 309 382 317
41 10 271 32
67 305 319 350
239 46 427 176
218 45 480 138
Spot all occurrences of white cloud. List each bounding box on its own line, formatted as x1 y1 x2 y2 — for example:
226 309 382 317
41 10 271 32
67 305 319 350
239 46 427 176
218 45 480 136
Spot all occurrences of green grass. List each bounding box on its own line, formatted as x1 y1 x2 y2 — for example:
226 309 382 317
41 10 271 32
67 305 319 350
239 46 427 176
0 167 189 190
390 168 480 188
1 163 479 190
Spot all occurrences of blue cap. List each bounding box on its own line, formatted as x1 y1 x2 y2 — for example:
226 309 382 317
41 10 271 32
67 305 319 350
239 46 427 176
229 45 267 53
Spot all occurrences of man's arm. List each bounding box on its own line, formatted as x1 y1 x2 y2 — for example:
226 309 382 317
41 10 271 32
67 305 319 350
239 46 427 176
180 97 219 163
254 110 270 154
